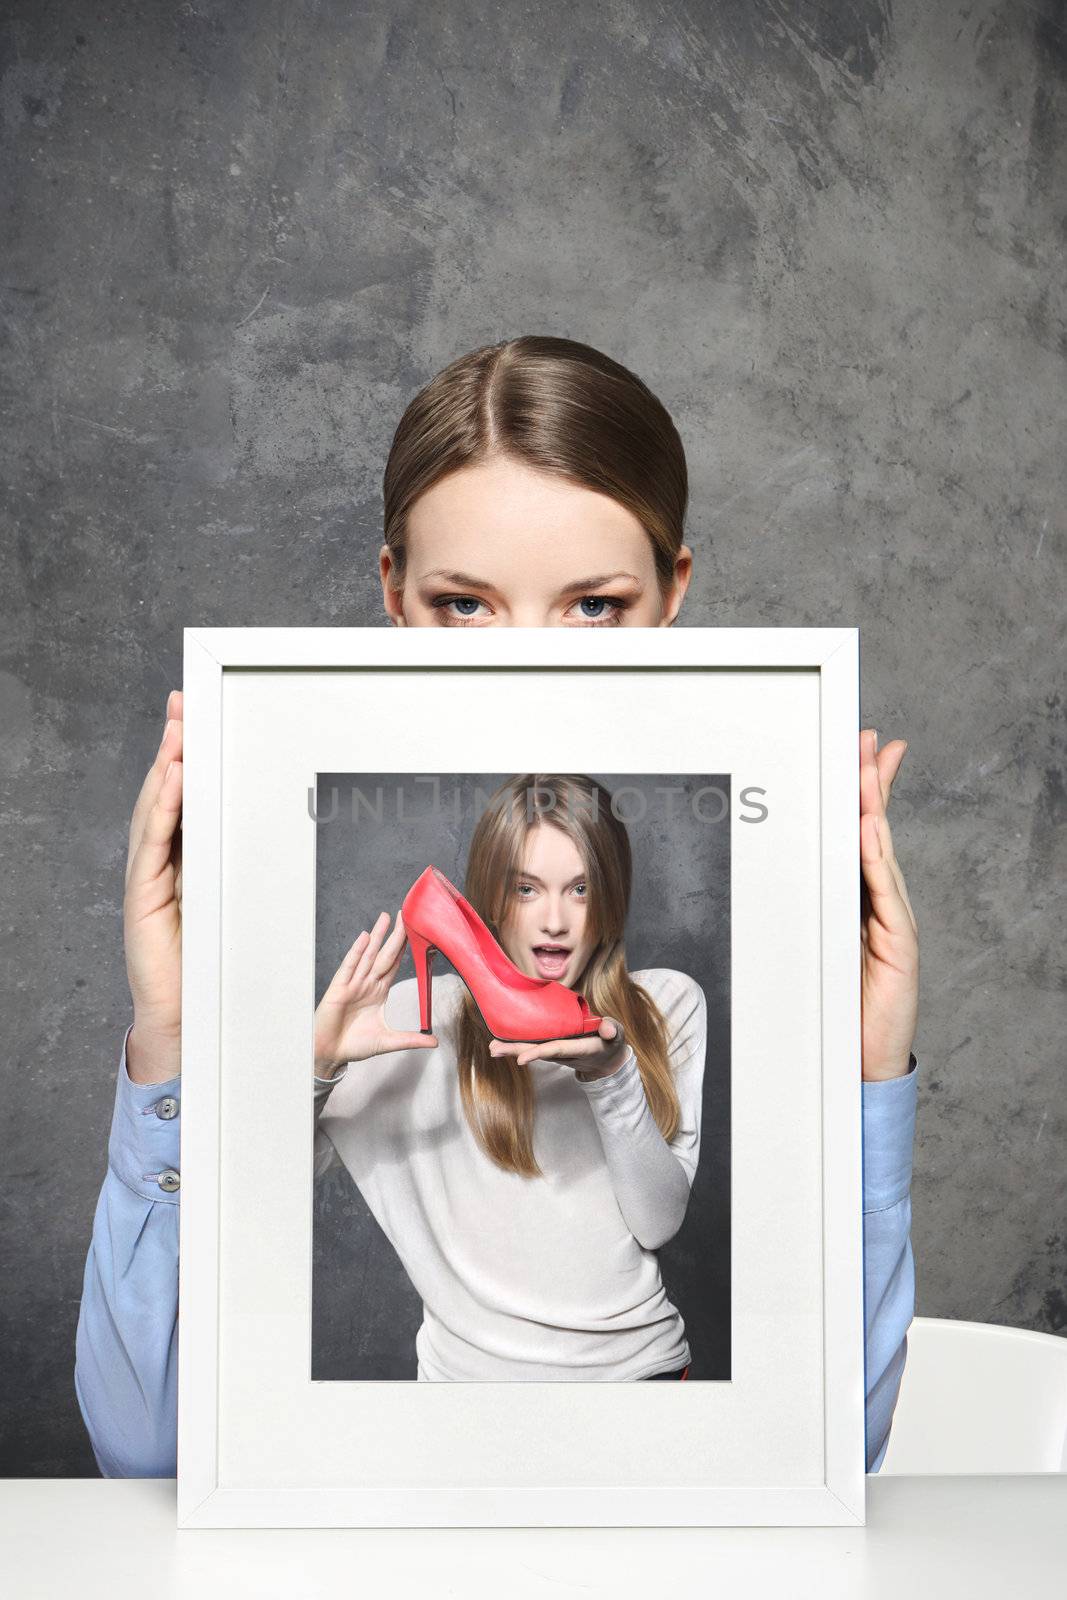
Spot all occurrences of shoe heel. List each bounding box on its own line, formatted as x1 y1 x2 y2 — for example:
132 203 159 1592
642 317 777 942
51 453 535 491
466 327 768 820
408 928 436 1034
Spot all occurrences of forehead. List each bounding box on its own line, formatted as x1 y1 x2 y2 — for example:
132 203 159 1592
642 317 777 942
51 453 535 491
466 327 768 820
518 824 586 874
405 458 655 590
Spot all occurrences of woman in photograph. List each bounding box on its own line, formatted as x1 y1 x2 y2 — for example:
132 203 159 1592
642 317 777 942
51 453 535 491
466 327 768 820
75 336 918 1474
311 773 709 1384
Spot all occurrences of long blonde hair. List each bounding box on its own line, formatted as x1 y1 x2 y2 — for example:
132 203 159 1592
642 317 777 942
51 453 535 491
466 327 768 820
449 773 680 1178
382 335 688 600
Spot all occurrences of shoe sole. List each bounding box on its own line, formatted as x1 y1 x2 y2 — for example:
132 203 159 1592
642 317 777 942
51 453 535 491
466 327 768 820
418 946 601 1045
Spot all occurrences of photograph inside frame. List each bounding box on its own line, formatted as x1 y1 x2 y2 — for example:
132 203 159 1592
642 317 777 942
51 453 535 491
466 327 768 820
310 769 733 1384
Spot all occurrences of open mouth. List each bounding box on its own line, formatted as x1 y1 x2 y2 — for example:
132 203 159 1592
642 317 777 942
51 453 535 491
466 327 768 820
532 944 571 978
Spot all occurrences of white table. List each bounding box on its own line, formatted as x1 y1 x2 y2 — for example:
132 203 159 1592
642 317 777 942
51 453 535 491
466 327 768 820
3 1476 1064 1597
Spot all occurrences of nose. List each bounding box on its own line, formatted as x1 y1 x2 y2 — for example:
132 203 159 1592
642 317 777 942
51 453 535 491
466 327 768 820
540 894 569 935
503 605 556 628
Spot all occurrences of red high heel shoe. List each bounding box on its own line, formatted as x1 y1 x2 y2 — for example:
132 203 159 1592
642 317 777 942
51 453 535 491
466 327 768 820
400 864 605 1043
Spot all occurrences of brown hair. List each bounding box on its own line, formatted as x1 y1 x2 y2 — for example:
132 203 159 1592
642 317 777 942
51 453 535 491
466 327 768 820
382 335 688 598
450 773 680 1178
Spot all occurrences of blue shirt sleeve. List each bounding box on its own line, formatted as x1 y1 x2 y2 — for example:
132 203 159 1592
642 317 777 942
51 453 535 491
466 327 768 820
74 1026 347 1477
74 1023 182 1477
861 1052 919 1473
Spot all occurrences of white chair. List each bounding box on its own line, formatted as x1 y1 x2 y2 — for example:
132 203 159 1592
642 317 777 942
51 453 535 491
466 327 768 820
879 1316 1067 1473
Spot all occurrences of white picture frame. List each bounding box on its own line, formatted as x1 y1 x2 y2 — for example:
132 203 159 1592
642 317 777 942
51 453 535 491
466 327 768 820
176 625 863 1529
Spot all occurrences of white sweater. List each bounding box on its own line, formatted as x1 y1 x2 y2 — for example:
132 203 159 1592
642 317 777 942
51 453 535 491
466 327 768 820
314 966 709 1381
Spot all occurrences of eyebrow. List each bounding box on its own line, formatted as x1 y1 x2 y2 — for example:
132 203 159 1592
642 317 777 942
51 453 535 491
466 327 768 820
416 569 641 596
511 870 586 886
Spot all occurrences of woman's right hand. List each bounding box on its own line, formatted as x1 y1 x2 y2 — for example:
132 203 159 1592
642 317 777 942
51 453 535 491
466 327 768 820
124 690 184 1084
313 908 438 1077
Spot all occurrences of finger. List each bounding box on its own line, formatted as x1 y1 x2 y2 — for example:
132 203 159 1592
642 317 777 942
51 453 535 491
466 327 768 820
127 736 170 884
371 908 409 978
127 710 185 886
877 740 907 811
351 910 391 978
387 1031 439 1051
859 728 882 817
488 1037 546 1067
873 801 905 882
860 730 908 843
859 810 914 936
127 760 183 895
878 819 918 931
490 1015 621 1052
861 727 907 811
489 1035 596 1068
487 1038 533 1057
870 777 921 908
860 802 917 937
335 929 371 983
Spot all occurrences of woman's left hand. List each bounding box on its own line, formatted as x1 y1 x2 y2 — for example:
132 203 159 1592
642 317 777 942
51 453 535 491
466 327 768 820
860 727 919 1082
489 1017 630 1080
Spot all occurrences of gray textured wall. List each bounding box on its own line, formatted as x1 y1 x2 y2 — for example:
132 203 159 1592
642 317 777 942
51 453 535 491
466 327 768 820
311 773 732 1381
1 0 1062 1475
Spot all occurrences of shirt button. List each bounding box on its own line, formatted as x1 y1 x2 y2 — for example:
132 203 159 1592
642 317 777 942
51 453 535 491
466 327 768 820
157 1169 181 1193
155 1096 180 1120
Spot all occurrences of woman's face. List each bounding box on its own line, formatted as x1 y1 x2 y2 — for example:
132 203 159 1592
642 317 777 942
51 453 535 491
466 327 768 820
495 824 596 987
379 455 691 627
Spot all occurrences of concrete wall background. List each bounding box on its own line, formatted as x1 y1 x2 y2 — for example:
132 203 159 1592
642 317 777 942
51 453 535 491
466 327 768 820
1 0 1062 1474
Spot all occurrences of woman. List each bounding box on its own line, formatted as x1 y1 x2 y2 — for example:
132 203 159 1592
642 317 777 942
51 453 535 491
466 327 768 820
75 336 918 1472
312 774 708 1383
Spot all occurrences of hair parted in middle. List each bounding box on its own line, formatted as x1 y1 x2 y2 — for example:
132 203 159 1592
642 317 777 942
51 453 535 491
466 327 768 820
382 334 689 601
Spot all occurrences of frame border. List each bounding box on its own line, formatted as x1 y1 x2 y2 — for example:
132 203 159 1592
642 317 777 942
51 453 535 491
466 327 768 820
176 626 862 1528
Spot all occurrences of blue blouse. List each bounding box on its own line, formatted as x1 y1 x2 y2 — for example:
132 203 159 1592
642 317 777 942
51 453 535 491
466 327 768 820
74 1023 918 1477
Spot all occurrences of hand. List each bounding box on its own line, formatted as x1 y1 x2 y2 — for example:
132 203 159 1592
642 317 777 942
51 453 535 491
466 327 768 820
860 728 919 1082
488 1016 630 1081
124 689 184 1083
313 907 439 1076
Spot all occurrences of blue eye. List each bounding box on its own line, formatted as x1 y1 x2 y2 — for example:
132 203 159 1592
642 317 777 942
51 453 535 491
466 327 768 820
571 596 626 624
429 595 493 625
431 593 628 625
